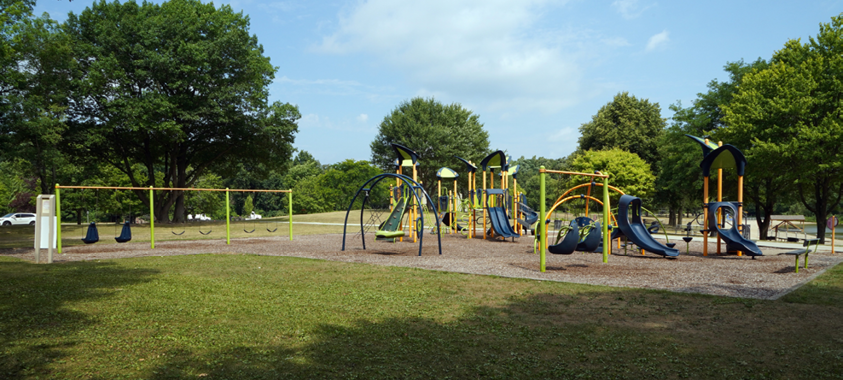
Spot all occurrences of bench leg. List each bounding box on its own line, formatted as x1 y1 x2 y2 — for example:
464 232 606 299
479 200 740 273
795 255 799 273
805 253 809 269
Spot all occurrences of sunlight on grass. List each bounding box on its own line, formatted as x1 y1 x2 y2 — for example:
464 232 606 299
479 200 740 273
0 255 841 379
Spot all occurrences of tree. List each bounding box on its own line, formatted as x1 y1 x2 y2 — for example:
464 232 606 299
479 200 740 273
370 97 490 195
567 149 655 202
721 15 843 243
510 155 571 211
63 0 299 223
318 159 386 211
660 59 771 229
577 92 666 168
243 195 254 217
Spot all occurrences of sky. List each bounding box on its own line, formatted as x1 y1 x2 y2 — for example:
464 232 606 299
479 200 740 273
33 0 843 165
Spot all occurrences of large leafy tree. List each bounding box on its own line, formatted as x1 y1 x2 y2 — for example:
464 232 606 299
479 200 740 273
63 0 299 222
662 59 772 230
577 92 665 168
567 149 655 202
370 97 490 195
721 15 843 243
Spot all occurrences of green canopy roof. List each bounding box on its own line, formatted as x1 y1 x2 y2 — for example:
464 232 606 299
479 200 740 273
685 134 720 158
700 145 747 177
480 150 507 172
391 143 420 167
436 167 459 179
454 156 477 173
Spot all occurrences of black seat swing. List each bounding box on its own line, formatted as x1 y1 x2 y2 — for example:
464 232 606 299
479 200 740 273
115 221 132 243
242 217 255 234
266 219 278 233
81 222 99 244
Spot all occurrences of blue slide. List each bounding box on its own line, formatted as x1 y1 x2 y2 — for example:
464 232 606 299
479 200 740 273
488 206 519 239
707 202 763 256
616 195 679 257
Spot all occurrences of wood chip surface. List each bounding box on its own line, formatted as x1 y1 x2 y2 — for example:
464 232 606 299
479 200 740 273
5 233 841 300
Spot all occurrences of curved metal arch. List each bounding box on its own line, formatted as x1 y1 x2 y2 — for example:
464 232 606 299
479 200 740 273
341 173 442 256
545 195 618 226
551 182 626 208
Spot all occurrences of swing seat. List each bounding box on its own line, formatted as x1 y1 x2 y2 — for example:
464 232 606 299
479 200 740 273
81 222 99 244
548 221 579 255
199 229 213 235
115 221 132 243
376 230 405 239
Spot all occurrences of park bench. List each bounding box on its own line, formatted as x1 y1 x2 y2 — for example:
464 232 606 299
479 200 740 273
783 238 819 273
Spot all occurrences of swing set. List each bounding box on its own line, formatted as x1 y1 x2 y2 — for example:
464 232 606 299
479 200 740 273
54 184 293 254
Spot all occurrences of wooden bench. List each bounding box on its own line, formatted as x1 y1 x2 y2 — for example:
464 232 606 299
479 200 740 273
784 238 819 273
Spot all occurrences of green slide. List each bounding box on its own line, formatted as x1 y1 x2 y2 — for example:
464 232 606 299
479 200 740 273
376 191 410 239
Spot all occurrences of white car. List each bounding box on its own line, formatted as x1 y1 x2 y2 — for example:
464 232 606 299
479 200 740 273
0 213 36 226
188 214 212 221
247 211 262 220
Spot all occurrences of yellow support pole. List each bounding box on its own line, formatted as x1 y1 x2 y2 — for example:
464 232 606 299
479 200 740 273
737 175 743 256
149 186 155 249
226 188 230 244
288 191 293 241
603 174 610 262
55 184 62 254
703 177 709 256
540 166 546 272
717 141 723 255
483 171 487 239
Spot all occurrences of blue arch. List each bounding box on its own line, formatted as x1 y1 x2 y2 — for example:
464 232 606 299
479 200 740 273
341 173 442 256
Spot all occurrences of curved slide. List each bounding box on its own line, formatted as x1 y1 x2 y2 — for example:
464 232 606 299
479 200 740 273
707 202 762 256
488 206 519 239
617 195 679 257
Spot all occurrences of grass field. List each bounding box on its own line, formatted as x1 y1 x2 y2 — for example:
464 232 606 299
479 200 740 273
1 253 841 379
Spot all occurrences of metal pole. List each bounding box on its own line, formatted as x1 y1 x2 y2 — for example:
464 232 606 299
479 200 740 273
603 174 610 263
55 184 61 254
226 188 231 244
540 166 546 272
288 191 293 241
149 186 155 249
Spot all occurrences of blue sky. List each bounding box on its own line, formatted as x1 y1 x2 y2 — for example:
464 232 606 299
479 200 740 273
35 0 843 165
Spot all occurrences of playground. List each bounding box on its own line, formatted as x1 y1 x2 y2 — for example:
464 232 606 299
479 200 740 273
5 231 841 300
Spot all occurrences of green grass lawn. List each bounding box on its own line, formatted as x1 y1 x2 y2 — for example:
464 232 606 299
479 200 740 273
1 254 841 379
0 211 392 249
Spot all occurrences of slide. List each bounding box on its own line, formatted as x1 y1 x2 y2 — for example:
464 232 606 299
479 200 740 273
441 213 469 232
616 195 679 257
707 202 763 256
488 206 519 239
516 202 539 228
376 196 408 239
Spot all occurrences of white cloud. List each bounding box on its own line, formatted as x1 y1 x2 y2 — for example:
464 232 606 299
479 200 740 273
646 30 670 51
312 0 599 113
357 113 368 122
612 0 655 20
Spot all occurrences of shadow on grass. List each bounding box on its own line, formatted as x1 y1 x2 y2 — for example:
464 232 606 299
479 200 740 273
145 290 843 379
0 258 158 378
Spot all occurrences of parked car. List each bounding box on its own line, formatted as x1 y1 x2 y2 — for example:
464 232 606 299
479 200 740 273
188 214 212 221
0 213 36 226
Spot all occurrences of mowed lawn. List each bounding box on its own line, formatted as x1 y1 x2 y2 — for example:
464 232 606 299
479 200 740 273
1 254 841 379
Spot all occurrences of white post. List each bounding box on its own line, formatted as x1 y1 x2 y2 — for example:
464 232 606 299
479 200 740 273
34 194 57 264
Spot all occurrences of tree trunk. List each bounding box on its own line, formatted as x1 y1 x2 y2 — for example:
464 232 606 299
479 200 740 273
75 208 82 225
668 209 676 226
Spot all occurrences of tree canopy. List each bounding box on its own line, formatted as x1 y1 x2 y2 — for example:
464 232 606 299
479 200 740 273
721 14 843 242
567 149 655 201
370 97 490 195
577 92 665 168
62 0 299 222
